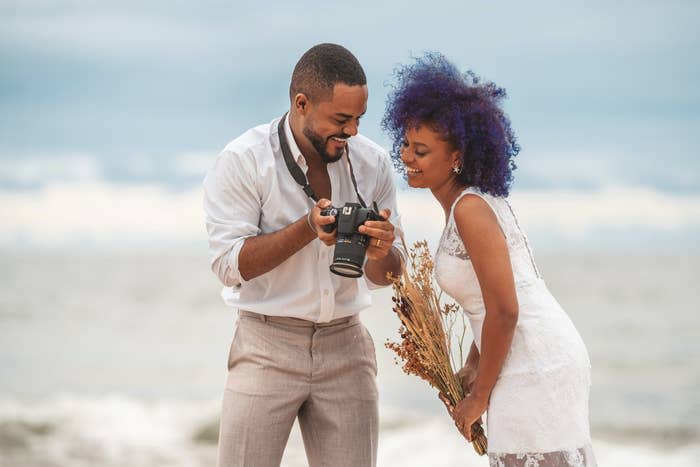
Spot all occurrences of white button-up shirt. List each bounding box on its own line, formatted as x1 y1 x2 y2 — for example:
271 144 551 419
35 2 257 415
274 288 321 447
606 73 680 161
203 116 405 322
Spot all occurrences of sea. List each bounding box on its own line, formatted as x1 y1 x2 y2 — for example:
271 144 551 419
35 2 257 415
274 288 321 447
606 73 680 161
1 251 698 467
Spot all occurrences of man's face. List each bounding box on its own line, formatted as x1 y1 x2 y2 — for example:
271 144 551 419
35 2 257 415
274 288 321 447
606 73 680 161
301 83 368 163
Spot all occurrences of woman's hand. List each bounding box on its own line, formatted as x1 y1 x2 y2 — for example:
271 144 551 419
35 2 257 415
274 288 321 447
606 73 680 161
439 391 487 441
438 364 487 442
457 364 478 395
451 392 488 441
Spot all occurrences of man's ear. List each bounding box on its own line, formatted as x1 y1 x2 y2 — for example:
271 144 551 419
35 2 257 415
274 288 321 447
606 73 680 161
294 93 310 115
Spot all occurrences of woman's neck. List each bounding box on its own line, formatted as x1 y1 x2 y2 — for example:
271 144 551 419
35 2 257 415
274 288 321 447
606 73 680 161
431 180 468 222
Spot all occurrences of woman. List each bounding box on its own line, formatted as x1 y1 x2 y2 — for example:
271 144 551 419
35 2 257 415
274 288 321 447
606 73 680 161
382 53 596 467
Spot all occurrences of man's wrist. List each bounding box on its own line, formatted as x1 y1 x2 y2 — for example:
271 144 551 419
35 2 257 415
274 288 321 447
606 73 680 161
306 210 317 236
364 246 402 283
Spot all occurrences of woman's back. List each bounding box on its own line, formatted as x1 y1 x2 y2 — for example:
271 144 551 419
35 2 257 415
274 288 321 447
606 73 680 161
435 187 590 376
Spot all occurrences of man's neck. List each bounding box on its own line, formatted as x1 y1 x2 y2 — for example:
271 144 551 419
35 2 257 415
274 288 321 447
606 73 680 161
288 113 326 171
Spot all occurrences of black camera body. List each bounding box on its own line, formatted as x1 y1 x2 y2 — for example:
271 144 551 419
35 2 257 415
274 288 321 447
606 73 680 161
320 202 384 278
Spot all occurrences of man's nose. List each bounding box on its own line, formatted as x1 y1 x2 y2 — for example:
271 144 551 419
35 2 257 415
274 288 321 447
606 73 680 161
343 120 358 137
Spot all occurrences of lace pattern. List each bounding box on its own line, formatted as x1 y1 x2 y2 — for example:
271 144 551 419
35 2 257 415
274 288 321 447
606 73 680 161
438 214 470 260
489 444 596 467
435 187 595 463
436 188 541 281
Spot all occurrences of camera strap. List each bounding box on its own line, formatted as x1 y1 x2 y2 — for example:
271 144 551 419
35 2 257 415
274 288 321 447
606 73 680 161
277 113 367 208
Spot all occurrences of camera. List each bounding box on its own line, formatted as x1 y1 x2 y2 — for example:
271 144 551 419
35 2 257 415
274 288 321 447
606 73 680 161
320 202 384 278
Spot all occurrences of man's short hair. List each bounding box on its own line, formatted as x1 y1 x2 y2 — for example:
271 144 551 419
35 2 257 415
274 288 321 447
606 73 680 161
289 43 367 103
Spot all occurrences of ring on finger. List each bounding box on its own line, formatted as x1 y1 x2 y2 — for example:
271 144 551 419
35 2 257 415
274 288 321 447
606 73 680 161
376 239 382 247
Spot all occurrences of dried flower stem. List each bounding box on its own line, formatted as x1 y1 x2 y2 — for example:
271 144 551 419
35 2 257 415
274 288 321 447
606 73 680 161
386 238 487 456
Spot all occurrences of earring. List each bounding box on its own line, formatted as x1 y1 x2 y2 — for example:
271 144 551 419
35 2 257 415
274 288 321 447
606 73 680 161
452 164 462 175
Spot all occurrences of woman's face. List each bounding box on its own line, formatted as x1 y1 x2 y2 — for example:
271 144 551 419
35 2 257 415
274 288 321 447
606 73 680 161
400 124 461 189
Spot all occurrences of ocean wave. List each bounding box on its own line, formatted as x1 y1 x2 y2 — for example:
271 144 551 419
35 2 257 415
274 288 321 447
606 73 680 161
0 395 698 467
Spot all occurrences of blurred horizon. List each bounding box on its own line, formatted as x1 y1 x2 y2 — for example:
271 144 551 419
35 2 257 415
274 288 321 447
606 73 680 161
1 0 699 253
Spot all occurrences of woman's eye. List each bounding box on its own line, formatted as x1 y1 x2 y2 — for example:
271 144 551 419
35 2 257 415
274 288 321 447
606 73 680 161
415 151 427 157
401 140 409 148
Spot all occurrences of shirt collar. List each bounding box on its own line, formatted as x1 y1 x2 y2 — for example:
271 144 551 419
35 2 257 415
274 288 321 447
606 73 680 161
283 114 307 167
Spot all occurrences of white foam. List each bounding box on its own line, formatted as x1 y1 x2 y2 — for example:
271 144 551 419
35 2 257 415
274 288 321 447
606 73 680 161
1 397 697 467
1 180 699 249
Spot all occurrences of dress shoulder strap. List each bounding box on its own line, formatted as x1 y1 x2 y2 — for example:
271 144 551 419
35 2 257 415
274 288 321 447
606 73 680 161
449 187 508 238
450 187 542 278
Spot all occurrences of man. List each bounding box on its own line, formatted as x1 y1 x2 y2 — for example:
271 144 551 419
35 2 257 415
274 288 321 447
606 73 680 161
203 43 404 467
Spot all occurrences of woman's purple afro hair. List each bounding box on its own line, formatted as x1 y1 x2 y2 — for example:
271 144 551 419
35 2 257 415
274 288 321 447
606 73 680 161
382 52 520 196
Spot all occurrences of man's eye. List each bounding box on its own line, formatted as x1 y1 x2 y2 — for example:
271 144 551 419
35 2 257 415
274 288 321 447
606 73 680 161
401 140 409 148
415 152 427 157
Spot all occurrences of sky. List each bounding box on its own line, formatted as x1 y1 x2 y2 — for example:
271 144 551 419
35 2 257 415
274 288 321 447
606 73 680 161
0 0 698 252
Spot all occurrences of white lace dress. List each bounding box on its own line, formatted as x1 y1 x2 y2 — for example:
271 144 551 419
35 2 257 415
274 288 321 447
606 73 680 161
435 187 596 467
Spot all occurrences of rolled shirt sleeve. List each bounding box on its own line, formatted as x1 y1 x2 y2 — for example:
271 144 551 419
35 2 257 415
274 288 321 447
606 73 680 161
202 119 405 320
203 149 262 288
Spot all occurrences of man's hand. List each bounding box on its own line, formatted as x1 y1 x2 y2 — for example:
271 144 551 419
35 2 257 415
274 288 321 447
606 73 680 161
309 198 338 246
358 208 395 260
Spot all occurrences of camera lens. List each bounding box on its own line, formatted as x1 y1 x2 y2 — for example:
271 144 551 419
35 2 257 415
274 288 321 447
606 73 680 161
329 262 363 278
329 234 368 278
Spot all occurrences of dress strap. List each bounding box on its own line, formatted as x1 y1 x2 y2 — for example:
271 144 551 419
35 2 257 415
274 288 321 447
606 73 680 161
450 187 542 279
503 199 542 278
449 187 507 238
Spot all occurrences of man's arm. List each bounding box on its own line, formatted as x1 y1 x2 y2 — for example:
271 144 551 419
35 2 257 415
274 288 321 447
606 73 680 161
361 215 402 285
205 149 328 285
237 214 316 281
358 152 406 286
238 200 337 281
205 148 343 284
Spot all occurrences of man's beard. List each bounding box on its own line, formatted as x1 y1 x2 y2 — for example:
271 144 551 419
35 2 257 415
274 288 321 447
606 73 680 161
303 125 347 163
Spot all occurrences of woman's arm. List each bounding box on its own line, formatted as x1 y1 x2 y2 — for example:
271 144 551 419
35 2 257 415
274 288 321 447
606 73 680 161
458 341 481 394
450 194 519 437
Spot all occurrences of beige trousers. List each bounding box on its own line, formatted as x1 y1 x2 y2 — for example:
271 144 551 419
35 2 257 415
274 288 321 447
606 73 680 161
216 311 379 467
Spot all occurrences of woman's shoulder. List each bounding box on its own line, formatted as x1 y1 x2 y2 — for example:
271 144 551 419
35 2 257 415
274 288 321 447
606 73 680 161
452 187 508 239
453 188 498 221
452 187 497 215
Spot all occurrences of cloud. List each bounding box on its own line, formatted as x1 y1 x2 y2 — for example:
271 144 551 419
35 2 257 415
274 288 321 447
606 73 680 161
0 182 205 249
0 152 218 189
510 187 700 235
396 186 700 253
3 1 696 57
0 153 101 187
1 181 698 251
173 152 216 179
1 1 697 196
